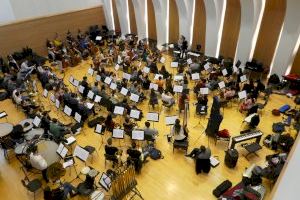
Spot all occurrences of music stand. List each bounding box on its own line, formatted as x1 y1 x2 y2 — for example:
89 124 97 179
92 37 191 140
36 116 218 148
112 129 124 147
114 106 125 124
95 124 105 150
56 143 68 159
32 116 41 128
71 145 90 181
131 130 145 147
99 172 112 191
146 112 159 128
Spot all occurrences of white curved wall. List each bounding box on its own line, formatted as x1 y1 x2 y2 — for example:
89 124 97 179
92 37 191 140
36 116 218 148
204 0 226 57
102 0 114 30
270 0 300 76
152 0 169 48
115 0 130 35
132 0 148 40
234 0 265 65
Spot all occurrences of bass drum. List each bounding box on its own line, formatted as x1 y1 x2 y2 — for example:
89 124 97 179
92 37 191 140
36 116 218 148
36 139 60 165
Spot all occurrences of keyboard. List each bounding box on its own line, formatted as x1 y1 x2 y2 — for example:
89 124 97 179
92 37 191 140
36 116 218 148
230 130 263 149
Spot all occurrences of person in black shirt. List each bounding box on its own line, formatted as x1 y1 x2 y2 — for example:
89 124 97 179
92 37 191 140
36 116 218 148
105 138 121 166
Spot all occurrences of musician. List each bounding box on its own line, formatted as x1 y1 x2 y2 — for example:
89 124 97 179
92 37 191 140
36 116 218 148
149 89 159 109
161 91 175 107
127 142 149 173
178 93 189 112
224 86 236 100
143 121 158 141
44 181 77 200
91 82 100 96
123 117 136 135
105 138 122 167
10 124 25 143
49 119 69 143
27 145 48 181
104 113 115 132
170 119 187 142
239 95 255 113
12 89 23 105
80 76 90 98
186 145 211 174
179 35 188 59
159 65 170 79
155 76 165 93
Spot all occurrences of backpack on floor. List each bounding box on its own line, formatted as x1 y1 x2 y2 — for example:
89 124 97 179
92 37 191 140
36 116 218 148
279 104 291 113
213 180 232 198
149 148 164 160
272 122 285 133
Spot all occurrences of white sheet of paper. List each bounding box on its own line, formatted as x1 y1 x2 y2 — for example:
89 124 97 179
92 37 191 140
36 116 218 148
94 95 102 103
173 85 183 93
222 69 228 76
96 36 102 41
191 73 200 80
69 76 74 83
0 112 7 118
61 148 68 158
143 67 150 73
73 79 79 87
99 173 111 191
96 75 101 81
130 93 139 102
114 106 124 115
50 94 55 103
174 75 183 81
117 55 122 64
132 130 144 140
149 83 158 91
147 112 159 122
112 129 124 139
204 63 210 71
123 72 131 80
55 99 60 108
104 77 112 85
86 102 94 109
66 136 76 145
187 58 193 64
63 159 74 168
78 85 85 94
233 66 238 73
75 112 82 123
110 82 117 90
43 89 48 98
120 87 128 96
165 116 178 125
154 74 163 80
88 68 94 76
238 90 247 100
73 145 89 162
210 156 220 167
218 81 225 89
173 50 180 54
160 57 166 63
87 90 95 99
56 143 64 154
169 44 174 48
33 116 41 127
115 64 120 71
171 62 178 68
200 87 209 95
95 124 103 134
130 109 140 119
240 75 247 82
64 105 72 116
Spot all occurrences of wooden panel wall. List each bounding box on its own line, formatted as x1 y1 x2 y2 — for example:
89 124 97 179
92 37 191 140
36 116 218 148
291 47 300 74
192 0 206 51
0 6 106 57
220 0 241 59
169 0 179 43
253 0 286 71
112 0 121 32
148 0 157 40
128 0 137 34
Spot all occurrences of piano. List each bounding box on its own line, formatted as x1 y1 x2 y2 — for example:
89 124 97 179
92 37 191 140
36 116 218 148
230 130 263 149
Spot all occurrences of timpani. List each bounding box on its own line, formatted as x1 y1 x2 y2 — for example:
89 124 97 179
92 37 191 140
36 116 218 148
0 123 13 138
19 118 33 132
36 139 60 165
24 128 44 140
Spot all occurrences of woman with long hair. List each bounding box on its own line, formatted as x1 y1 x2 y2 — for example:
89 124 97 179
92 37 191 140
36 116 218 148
170 119 187 142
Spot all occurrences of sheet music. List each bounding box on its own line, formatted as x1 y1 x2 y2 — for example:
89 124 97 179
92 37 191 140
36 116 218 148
115 64 120 71
154 74 163 80
73 79 79 87
120 87 128 96
147 112 159 122
149 83 158 91
222 69 228 76
33 116 41 127
64 105 72 116
204 63 210 70
56 143 64 154
160 57 166 63
200 87 209 95
104 77 112 85
87 90 95 99
99 173 111 191
165 116 178 125
50 94 55 103
171 62 178 68
174 75 183 81
112 129 124 139
130 109 140 119
75 112 82 123
86 102 94 109
218 81 225 89
130 93 139 102
238 90 247 100
96 75 101 81
88 68 94 76
240 75 247 82
91 191 105 200
132 130 144 140
73 145 89 162
169 44 174 48
210 156 220 167
63 159 74 168
96 36 102 41
187 58 193 64
95 124 103 134
43 89 48 97
191 73 200 80
0 112 7 118
94 95 102 103
110 82 117 90
173 85 183 93
57 143 68 158
78 85 85 94
123 72 131 80
114 106 124 115
66 136 76 145
143 67 150 73
55 99 60 108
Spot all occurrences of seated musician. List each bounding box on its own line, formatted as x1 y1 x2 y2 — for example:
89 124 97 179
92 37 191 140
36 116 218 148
80 76 90 98
44 180 77 200
178 93 189 112
49 119 69 143
239 95 255 113
186 145 211 174
123 117 136 135
10 124 25 143
165 77 174 94
12 89 23 105
127 142 149 173
105 138 122 167
159 65 170 79
91 82 100 96
196 94 208 114
141 75 151 90
155 76 165 93
170 119 187 142
104 113 115 132
149 89 159 109
161 91 175 107
143 122 158 141
27 145 49 181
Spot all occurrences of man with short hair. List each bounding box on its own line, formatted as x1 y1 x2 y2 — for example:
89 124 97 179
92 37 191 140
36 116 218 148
143 121 158 141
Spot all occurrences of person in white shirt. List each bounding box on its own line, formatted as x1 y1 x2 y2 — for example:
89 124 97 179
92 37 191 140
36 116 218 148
28 145 48 181
12 89 23 105
170 119 187 142
143 122 158 141
161 91 175 106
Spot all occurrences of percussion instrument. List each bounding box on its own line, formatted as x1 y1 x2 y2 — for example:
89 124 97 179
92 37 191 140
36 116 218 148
0 123 13 138
230 130 263 149
14 142 29 155
36 139 60 165
90 190 105 200
19 118 33 132
24 128 44 140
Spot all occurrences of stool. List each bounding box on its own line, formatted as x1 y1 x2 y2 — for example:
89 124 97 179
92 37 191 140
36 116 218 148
243 143 262 160
173 141 188 153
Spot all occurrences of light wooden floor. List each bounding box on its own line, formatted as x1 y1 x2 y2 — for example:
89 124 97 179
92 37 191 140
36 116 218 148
0 55 297 200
